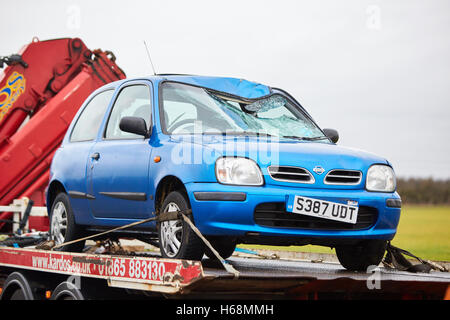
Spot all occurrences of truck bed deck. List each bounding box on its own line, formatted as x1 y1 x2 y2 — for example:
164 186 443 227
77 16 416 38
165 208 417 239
1 246 448 299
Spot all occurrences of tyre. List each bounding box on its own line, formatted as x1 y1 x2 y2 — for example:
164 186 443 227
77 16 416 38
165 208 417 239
336 240 387 271
158 191 205 260
205 237 236 260
0 272 34 300
51 282 84 300
49 193 85 252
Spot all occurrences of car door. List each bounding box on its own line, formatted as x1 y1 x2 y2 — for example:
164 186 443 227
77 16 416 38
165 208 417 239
62 89 114 222
88 82 153 219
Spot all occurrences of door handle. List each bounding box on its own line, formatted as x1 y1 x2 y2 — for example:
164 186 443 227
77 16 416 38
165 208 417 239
91 152 100 160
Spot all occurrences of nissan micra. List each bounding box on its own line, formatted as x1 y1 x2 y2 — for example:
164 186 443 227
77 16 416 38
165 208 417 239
47 75 401 271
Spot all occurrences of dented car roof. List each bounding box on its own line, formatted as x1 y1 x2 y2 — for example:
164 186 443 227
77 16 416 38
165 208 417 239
156 75 272 99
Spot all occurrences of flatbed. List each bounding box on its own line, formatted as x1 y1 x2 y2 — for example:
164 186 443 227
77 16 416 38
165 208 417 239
0 245 448 300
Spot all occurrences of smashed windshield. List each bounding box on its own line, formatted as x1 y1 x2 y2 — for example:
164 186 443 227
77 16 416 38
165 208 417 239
161 82 327 141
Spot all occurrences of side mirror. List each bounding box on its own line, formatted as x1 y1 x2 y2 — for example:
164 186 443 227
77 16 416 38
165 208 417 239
323 128 339 143
119 116 150 138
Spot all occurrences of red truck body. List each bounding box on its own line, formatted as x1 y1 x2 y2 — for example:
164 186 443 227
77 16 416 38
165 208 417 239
0 38 126 231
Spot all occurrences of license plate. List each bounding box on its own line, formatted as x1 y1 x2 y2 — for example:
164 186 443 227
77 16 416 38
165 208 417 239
287 196 359 224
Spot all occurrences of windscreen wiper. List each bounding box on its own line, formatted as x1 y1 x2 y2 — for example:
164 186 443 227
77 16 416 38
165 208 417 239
223 131 275 137
282 135 329 141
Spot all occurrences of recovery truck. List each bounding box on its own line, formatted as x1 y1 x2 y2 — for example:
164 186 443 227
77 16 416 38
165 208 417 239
0 38 448 301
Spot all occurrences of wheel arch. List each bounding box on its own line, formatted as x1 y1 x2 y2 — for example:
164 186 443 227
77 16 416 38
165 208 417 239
0 272 35 300
46 180 67 215
154 175 189 214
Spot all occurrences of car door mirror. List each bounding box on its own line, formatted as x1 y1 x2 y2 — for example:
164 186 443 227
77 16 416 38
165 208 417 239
323 128 339 143
119 116 150 138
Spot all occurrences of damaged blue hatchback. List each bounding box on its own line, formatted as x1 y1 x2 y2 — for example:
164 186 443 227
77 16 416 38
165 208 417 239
47 75 401 271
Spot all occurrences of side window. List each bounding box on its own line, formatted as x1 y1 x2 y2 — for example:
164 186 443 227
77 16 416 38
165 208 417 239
105 85 151 140
70 90 114 142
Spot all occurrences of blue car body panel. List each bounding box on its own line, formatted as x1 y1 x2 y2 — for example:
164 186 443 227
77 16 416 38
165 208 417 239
48 75 401 243
186 182 400 239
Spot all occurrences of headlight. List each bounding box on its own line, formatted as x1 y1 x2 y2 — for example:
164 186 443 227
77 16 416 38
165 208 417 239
366 165 396 192
215 157 263 186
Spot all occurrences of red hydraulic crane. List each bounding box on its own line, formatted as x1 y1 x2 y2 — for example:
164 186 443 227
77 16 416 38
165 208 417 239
0 37 126 231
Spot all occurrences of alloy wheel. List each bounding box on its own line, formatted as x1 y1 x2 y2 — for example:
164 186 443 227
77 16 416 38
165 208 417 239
51 201 68 245
160 202 184 258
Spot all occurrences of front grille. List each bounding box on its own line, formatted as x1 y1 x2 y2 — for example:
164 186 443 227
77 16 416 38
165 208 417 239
254 202 377 231
324 170 362 185
268 166 314 184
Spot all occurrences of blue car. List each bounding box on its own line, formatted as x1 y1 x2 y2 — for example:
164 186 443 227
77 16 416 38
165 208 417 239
47 75 401 271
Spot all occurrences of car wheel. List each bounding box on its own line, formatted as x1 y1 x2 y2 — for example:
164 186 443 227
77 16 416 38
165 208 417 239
49 193 85 252
205 237 236 260
336 240 387 271
158 191 205 260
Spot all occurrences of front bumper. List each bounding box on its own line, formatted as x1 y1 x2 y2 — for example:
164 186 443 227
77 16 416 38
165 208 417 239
186 182 401 243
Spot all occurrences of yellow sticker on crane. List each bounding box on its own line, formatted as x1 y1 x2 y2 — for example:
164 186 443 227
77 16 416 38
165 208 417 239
0 72 26 123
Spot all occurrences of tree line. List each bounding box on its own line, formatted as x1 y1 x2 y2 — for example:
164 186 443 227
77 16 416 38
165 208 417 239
396 178 450 205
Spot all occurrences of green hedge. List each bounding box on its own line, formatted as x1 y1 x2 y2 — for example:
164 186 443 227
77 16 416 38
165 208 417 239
397 178 450 205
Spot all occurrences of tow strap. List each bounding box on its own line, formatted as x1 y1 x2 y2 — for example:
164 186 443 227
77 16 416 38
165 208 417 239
179 213 239 278
383 242 447 273
48 209 240 278
50 209 185 251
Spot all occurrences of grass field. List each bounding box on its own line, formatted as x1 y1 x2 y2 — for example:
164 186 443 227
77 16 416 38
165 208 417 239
239 205 450 262
391 206 450 261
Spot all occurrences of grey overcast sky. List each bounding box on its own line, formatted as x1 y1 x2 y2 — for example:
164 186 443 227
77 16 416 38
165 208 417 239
1 0 449 179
